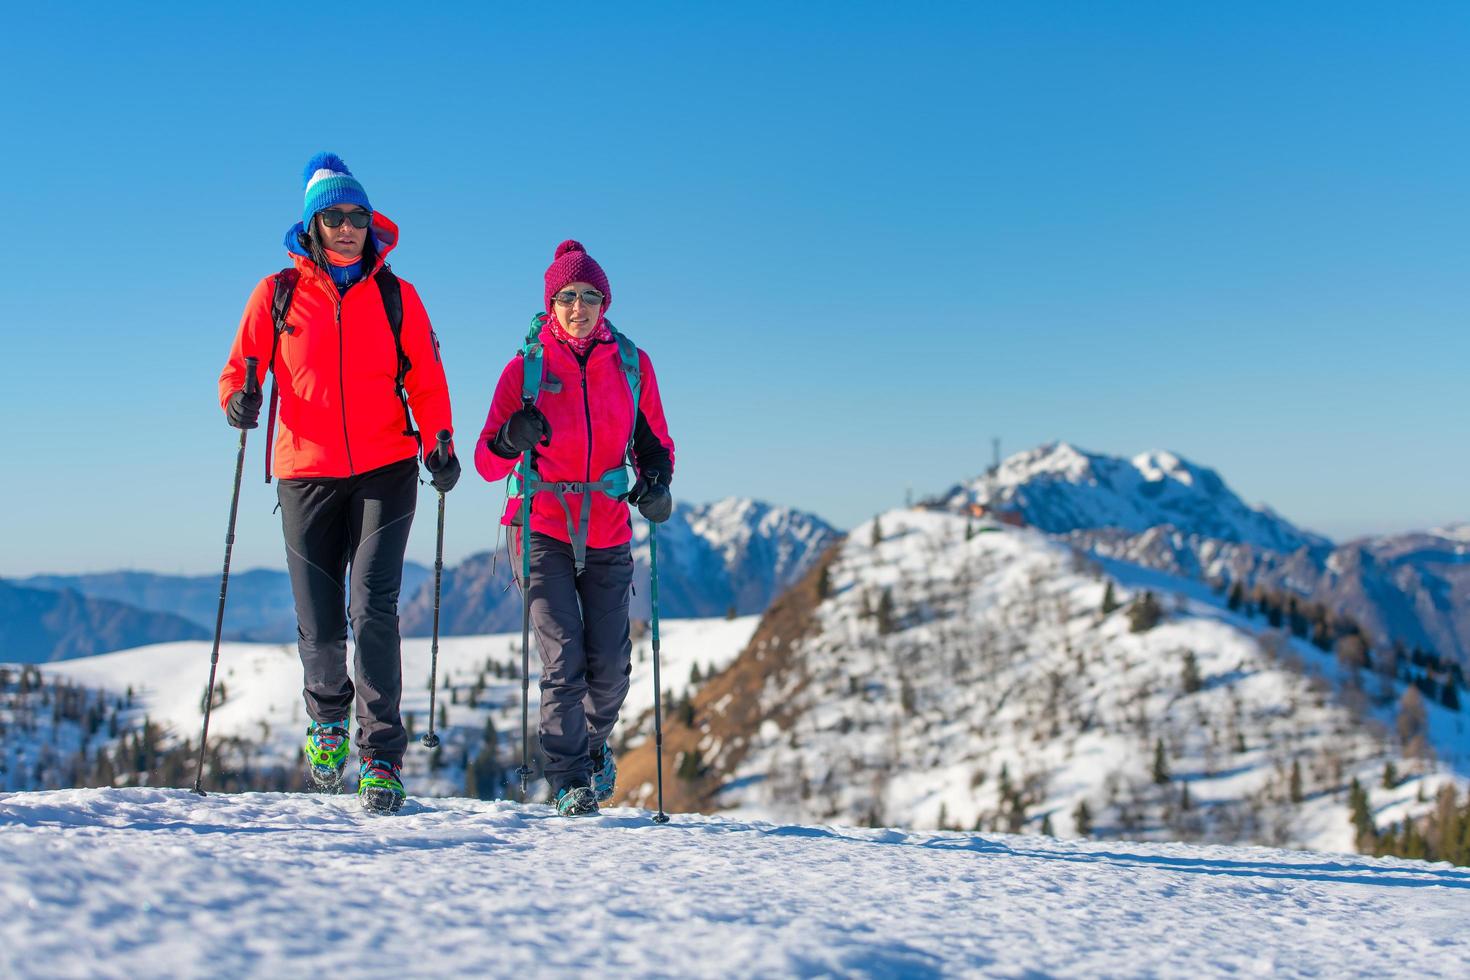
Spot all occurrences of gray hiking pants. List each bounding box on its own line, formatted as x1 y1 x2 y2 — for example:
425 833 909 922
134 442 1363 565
277 457 418 766
513 531 634 792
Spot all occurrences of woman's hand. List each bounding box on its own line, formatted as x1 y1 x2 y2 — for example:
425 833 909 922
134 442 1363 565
627 470 673 523
226 387 262 429
425 445 461 492
492 405 553 457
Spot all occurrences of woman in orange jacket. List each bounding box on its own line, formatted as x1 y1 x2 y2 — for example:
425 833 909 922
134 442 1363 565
218 153 456 813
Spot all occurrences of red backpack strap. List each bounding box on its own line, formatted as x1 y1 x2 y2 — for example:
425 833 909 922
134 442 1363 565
263 268 298 483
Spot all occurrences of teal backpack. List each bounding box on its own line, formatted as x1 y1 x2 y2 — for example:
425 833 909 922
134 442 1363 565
507 313 642 571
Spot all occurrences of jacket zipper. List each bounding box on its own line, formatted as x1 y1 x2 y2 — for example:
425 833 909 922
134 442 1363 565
333 278 355 475
579 352 593 484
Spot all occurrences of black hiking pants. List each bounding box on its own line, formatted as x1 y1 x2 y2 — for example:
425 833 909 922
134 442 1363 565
277 456 418 766
513 531 635 793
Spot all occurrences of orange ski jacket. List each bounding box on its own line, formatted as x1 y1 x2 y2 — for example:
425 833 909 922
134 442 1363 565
218 213 453 479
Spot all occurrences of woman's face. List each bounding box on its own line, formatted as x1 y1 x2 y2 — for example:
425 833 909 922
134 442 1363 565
314 204 369 259
552 280 605 338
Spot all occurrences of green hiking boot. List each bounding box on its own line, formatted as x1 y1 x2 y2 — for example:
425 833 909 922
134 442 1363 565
303 720 350 792
553 784 598 817
358 757 406 814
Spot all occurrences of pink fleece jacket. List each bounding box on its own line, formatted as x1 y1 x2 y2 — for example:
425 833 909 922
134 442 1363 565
475 323 675 549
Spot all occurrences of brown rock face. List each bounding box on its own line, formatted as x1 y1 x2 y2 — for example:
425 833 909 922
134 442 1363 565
614 542 843 814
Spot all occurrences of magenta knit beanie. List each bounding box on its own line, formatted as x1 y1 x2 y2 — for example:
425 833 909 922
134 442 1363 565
543 240 612 315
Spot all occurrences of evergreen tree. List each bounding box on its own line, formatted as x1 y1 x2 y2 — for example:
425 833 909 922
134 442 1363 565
1181 651 1202 694
1072 799 1093 837
1442 682 1461 712
1040 812 1054 837
876 589 897 636
1226 581 1243 612
1152 738 1170 784
725 604 737 621
816 564 831 600
1382 761 1398 790
1128 592 1163 633
870 516 883 548
1101 581 1120 616
1289 759 1303 803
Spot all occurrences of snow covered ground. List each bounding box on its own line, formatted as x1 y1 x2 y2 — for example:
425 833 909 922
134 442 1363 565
2 787 1467 978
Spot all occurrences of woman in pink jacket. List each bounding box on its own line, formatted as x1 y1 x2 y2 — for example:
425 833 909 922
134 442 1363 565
476 240 675 816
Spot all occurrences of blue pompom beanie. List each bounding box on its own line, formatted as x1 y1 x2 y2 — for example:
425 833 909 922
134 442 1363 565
301 152 372 229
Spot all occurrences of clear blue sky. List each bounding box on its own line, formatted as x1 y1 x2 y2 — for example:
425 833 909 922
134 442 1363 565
2 2 1466 576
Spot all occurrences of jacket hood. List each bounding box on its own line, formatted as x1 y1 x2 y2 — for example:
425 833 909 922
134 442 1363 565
283 210 400 265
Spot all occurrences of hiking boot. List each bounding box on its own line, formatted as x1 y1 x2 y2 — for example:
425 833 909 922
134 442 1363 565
591 746 617 803
553 784 598 817
303 720 350 792
358 757 405 814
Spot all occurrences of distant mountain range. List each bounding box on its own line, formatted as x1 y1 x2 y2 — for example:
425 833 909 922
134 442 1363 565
929 442 1468 664
2 499 838 663
0 580 208 663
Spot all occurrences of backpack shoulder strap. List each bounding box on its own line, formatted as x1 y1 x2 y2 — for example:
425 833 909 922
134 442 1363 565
374 267 420 449
520 313 548 405
263 267 299 483
605 321 642 465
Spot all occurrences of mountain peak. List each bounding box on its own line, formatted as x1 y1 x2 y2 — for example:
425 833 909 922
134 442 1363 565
945 443 1328 554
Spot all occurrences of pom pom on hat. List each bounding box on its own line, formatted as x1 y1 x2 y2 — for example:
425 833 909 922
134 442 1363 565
544 239 612 314
300 151 372 229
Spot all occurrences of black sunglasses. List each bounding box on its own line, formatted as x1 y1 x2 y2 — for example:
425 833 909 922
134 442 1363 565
317 209 372 229
552 289 605 307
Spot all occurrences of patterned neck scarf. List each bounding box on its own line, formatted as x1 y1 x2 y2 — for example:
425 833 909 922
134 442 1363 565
548 313 613 357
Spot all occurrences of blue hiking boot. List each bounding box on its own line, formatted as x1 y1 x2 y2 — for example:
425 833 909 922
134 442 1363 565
553 784 598 817
303 720 350 792
358 757 405 814
591 746 617 804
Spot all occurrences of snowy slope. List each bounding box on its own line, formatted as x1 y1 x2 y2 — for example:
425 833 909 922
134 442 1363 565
667 510 1469 853
31 616 758 798
3 788 1468 978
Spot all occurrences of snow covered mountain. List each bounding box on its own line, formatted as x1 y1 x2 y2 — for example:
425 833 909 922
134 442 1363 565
936 441 1331 553
932 442 1468 665
618 509 1470 857
4 788 1468 977
399 497 839 635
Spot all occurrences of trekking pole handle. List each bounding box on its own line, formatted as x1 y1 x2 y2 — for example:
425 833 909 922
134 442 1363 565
243 356 260 397
435 429 451 458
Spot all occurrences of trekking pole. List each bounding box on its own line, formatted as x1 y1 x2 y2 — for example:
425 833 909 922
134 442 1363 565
649 521 669 823
192 356 259 796
515 436 536 802
421 429 451 750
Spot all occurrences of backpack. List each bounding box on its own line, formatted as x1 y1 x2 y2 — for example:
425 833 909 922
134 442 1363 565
262 266 418 482
507 312 641 571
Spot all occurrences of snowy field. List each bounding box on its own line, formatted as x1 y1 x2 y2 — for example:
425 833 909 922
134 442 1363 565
2 787 1468 978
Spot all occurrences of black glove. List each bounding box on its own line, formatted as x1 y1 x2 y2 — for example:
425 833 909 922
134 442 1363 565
226 387 262 430
491 405 552 457
425 446 461 493
627 470 673 524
